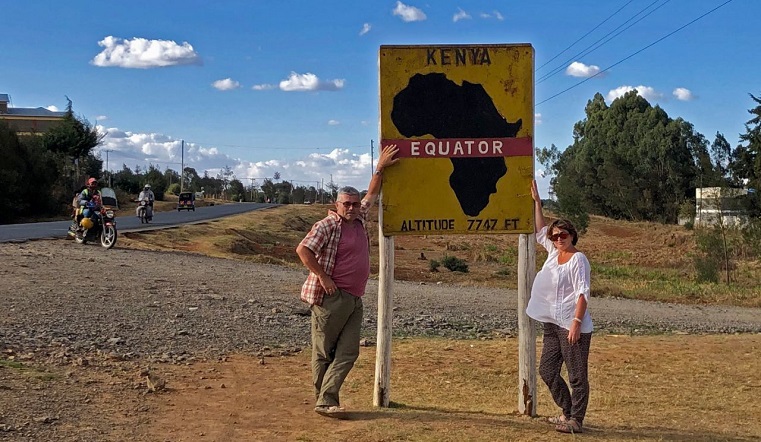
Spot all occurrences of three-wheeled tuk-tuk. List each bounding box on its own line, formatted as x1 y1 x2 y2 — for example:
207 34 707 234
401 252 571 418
178 191 195 211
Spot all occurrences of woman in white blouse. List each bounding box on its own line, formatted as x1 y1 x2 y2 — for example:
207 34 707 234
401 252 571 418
527 180 592 434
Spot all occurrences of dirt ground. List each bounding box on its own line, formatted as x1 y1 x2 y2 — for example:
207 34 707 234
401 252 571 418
2 205 760 441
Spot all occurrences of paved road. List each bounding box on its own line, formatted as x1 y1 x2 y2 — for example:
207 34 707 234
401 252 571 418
0 202 278 242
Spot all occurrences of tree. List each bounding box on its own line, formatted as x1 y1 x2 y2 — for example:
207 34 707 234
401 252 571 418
711 132 732 182
729 93 761 216
42 98 103 159
164 168 180 192
144 165 168 200
217 165 235 200
112 164 141 195
229 179 245 201
0 122 59 222
182 167 201 192
548 91 711 224
260 178 276 202
292 185 306 204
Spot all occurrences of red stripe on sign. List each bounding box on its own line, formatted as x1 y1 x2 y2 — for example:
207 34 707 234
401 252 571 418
382 137 533 158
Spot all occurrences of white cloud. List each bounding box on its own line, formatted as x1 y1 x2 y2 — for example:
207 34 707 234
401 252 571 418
606 85 662 103
327 120 340 126
535 113 542 125
96 115 108 121
252 84 275 91
453 8 471 22
46 105 59 112
673 87 695 101
393 1 426 22
480 10 504 20
212 78 241 91
96 126 377 192
279 72 345 92
565 61 601 78
359 23 372 36
91 36 202 69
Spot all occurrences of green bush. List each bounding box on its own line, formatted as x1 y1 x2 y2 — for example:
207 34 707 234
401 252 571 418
441 255 469 273
429 259 440 272
166 183 180 195
694 254 719 283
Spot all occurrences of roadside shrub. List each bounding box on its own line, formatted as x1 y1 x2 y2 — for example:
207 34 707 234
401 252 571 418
740 218 761 259
429 259 440 272
694 254 719 283
683 221 694 230
693 227 725 283
166 183 180 195
441 255 469 273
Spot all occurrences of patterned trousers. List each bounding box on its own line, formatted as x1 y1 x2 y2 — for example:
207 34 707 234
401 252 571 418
539 322 592 424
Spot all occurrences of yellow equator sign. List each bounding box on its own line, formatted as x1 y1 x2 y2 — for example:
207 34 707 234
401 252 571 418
379 44 535 235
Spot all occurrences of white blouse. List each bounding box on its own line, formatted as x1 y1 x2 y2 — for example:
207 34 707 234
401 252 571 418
526 226 593 333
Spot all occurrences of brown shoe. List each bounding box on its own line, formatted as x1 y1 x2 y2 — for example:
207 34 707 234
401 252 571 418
555 418 582 434
314 405 348 419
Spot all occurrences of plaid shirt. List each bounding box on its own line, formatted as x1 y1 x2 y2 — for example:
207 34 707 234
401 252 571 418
299 199 372 305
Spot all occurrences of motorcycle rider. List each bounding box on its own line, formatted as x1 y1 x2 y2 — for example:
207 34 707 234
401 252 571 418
77 178 101 232
136 184 155 220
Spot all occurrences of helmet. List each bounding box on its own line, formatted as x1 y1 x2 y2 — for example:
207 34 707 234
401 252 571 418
87 178 97 186
144 184 151 189
80 217 94 230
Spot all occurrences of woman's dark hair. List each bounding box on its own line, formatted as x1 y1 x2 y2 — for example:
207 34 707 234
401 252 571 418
547 219 579 245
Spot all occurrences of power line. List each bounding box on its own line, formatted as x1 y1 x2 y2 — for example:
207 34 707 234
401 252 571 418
537 0 736 107
538 0 672 84
536 0 636 73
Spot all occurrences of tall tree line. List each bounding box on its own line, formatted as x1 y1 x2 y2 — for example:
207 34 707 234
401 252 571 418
539 91 761 227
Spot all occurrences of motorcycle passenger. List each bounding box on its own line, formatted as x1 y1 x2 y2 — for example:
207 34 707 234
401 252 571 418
78 178 102 231
68 186 87 236
137 184 155 219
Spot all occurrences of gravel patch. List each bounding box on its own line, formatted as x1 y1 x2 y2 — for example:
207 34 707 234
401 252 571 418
2 239 760 365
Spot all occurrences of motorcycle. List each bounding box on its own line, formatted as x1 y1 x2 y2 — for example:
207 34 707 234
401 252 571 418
137 198 153 223
74 191 118 249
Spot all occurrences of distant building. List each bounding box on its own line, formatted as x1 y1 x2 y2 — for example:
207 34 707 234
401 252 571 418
694 187 749 227
0 93 67 135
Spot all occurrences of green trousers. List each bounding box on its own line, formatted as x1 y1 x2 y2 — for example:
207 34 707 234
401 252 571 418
311 288 363 407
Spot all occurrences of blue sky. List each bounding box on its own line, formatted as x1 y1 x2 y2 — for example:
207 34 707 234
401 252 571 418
1 0 756 196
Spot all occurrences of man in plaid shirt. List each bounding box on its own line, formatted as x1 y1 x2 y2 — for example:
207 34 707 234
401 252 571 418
296 144 399 418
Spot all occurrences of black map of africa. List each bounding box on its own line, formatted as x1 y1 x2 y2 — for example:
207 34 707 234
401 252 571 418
391 73 522 216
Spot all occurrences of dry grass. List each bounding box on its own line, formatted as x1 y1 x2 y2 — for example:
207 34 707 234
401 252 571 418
147 334 761 441
119 204 761 308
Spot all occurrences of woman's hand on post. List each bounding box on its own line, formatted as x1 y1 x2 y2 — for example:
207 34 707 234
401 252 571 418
530 179 541 204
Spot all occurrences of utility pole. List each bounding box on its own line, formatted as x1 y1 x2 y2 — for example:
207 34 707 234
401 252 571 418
180 139 185 193
104 149 112 186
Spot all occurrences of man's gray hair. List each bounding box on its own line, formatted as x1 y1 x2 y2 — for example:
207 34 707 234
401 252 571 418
337 186 360 198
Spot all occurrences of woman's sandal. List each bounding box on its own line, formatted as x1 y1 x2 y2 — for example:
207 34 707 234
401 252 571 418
555 418 583 434
548 415 569 425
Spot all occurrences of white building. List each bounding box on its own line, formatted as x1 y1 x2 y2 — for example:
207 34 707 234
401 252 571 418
694 187 748 227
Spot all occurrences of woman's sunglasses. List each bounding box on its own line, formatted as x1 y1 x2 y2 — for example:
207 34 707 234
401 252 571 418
549 232 570 241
